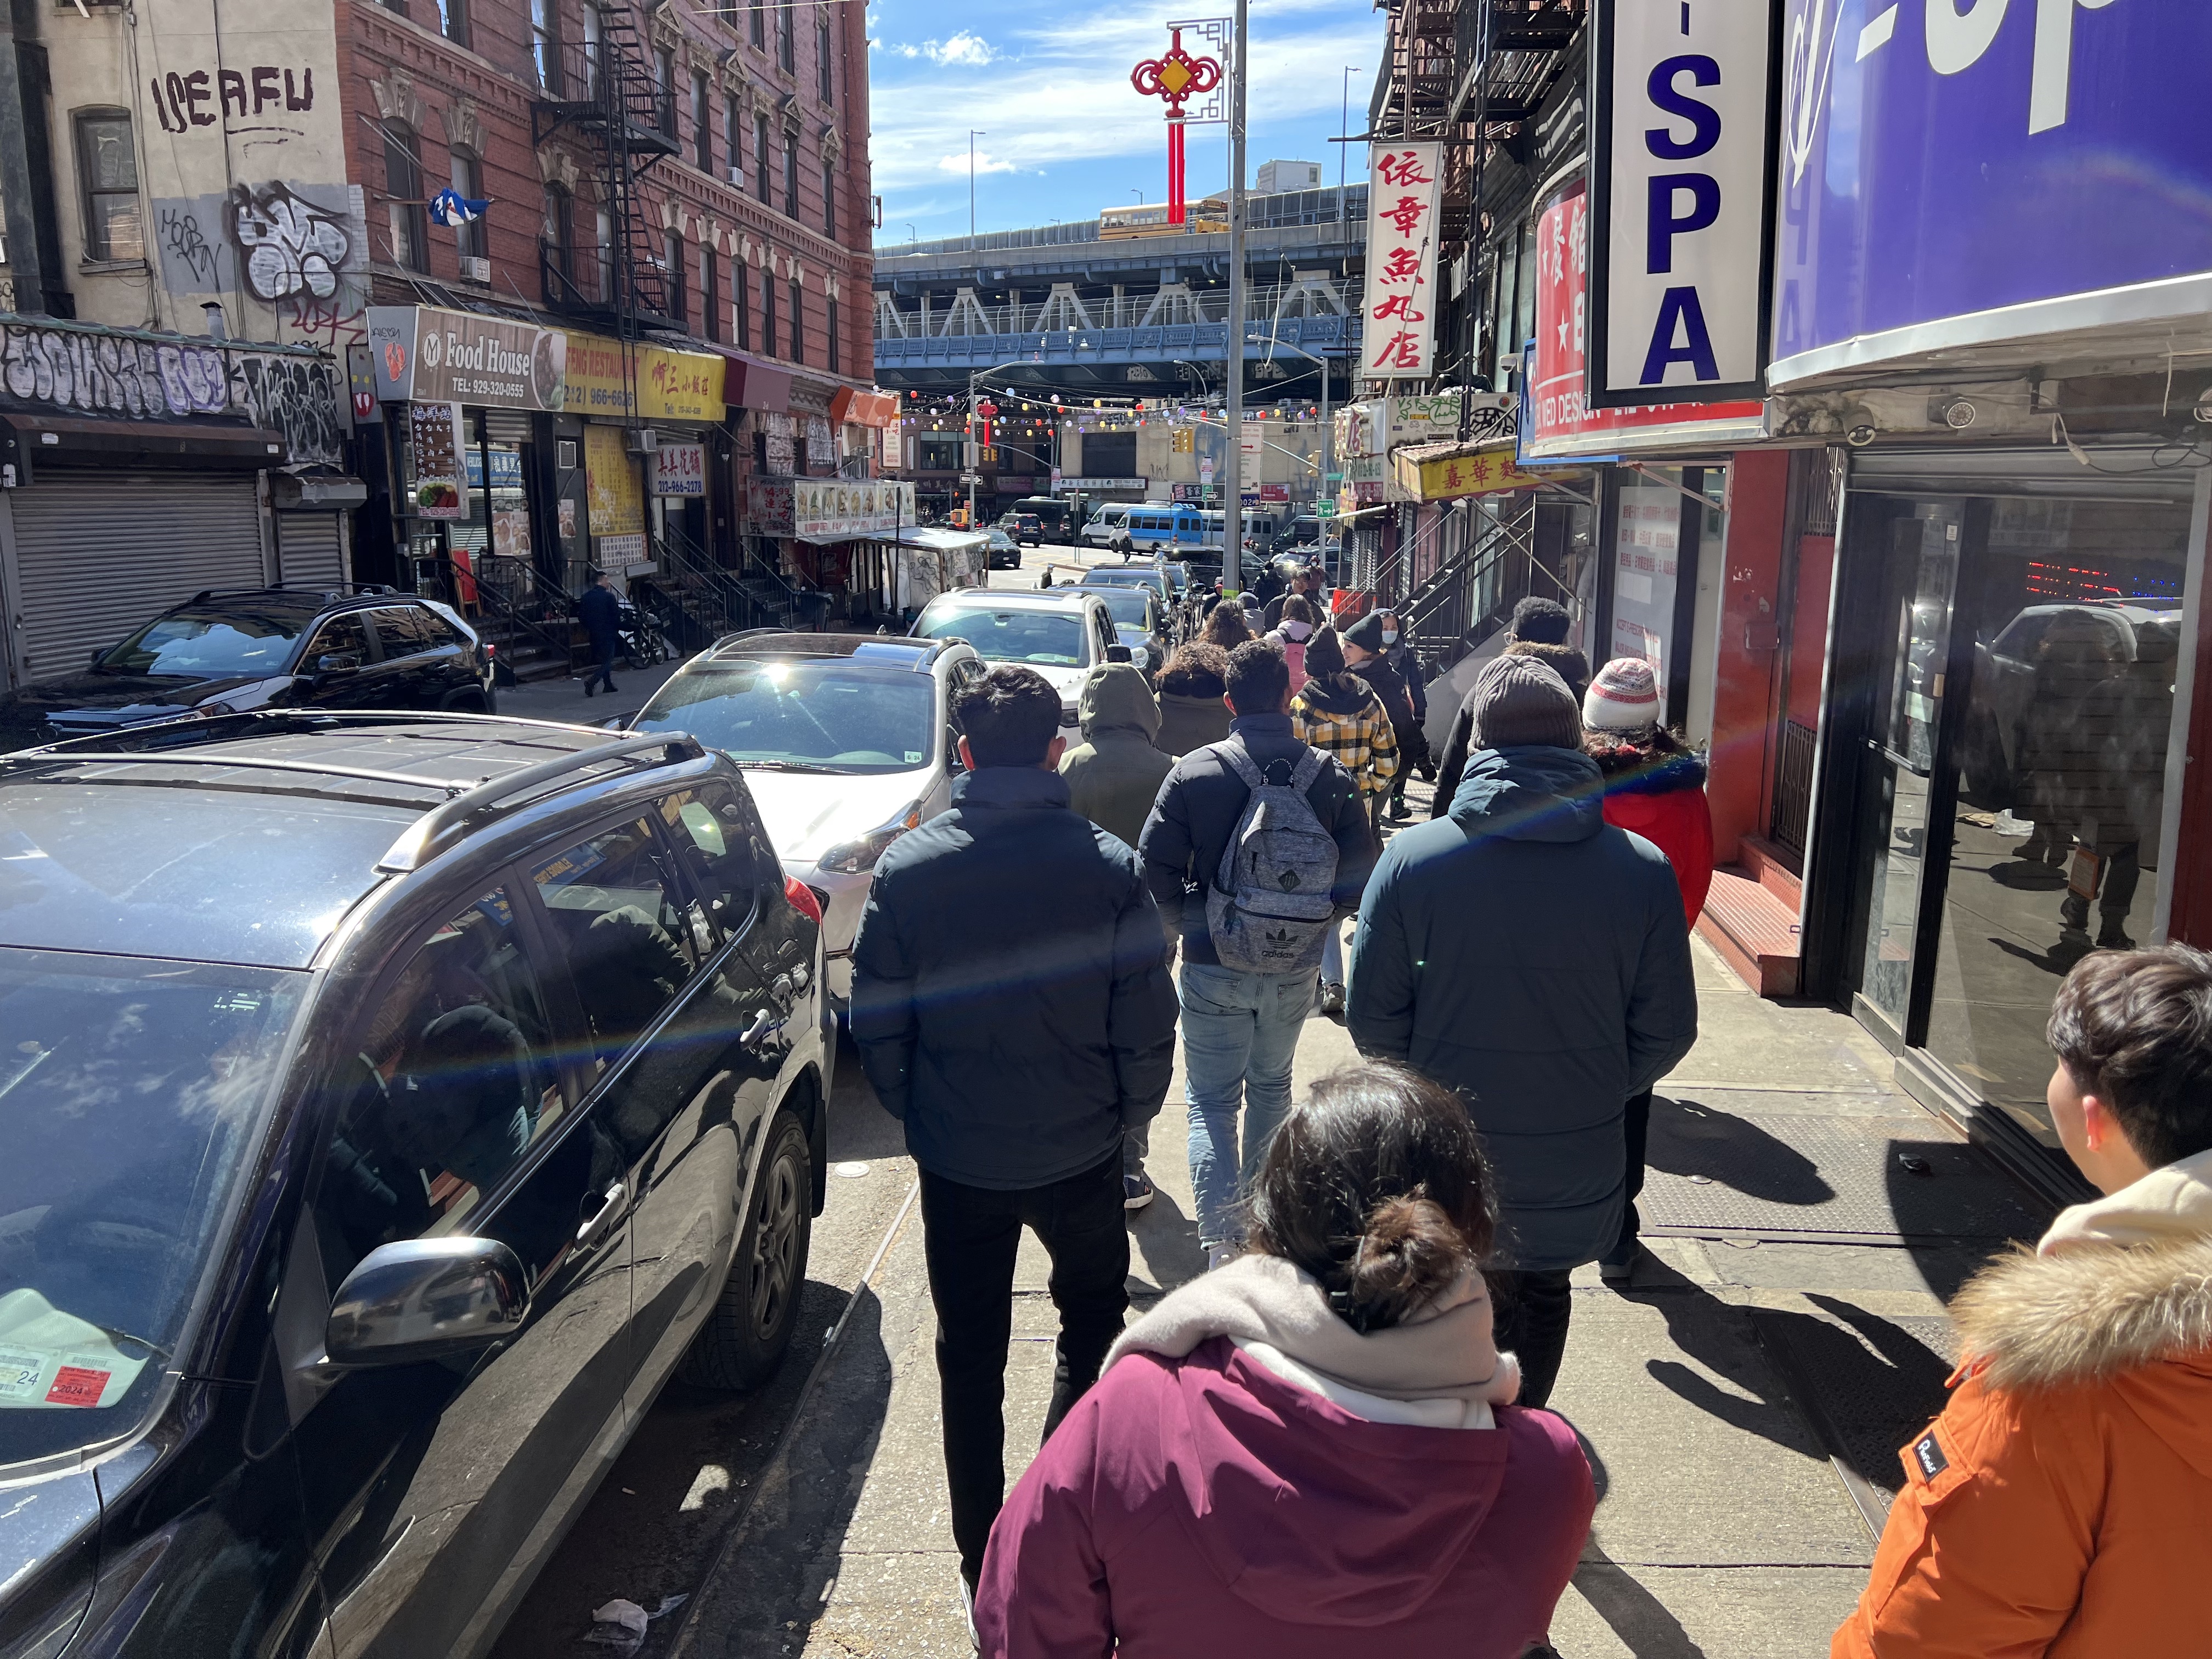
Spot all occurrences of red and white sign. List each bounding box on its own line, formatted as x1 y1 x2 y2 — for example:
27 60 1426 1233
1361 143 1443 379
651 442 707 498
1521 184 1764 462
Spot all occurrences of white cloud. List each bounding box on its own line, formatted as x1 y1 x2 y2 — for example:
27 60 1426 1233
923 30 997 65
937 149 1020 176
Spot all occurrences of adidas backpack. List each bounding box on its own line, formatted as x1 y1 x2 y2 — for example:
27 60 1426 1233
1204 737 1340 974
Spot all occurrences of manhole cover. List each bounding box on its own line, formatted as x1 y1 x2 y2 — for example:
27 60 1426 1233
1639 1098 2049 1243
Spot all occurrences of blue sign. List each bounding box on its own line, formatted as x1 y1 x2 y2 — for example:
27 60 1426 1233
1772 0 2212 383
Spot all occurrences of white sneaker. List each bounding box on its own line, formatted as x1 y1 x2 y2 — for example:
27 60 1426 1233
1206 1242 1240 1271
957 1572 979 1651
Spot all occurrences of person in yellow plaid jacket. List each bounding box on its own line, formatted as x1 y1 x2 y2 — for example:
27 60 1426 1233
1293 625 1396 1013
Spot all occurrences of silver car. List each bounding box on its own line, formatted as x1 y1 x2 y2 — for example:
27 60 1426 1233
629 631 985 1004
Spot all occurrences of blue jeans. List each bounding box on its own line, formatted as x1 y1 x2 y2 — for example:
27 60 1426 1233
1178 958 1313 1246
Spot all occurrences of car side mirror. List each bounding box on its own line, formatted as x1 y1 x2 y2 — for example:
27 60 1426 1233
324 1236 529 1368
1105 644 1133 664
316 651 364 674
89 645 112 668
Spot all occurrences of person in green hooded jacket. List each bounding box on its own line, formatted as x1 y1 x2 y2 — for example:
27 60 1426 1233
1060 661 1178 1211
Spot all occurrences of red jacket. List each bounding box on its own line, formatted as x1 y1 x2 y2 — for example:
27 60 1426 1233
1589 744 1714 926
976 1338 1593 1656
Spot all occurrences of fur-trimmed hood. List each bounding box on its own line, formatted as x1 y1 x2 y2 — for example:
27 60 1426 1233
1949 1148 2212 1454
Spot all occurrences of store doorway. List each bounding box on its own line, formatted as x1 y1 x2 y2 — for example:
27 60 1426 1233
1835 466 2194 1174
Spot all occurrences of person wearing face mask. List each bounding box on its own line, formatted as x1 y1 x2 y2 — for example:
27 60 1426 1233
1341 610 1427 823
1268 594 1319 689
1262 563 1318 631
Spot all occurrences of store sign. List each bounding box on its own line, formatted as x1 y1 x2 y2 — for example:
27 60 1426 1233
345 342 380 424
1385 391 1517 448
1610 484 1682 693
1260 483 1289 503
369 307 566 411
1392 442 1546 503
562 332 727 421
1057 476 1147 492
407 402 466 520
1771 1 2212 386
1522 184 1765 462
583 422 645 567
1361 142 1443 378
651 442 707 498
1588 0 1776 406
745 477 918 542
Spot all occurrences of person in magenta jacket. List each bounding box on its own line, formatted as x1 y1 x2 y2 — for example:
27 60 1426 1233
1582 657 1714 1284
974 1062 1594 1658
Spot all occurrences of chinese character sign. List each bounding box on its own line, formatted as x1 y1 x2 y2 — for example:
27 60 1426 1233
1611 484 1683 702
652 442 707 498
1361 144 1443 379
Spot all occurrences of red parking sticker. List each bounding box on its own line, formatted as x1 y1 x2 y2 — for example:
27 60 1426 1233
45 1366 111 1408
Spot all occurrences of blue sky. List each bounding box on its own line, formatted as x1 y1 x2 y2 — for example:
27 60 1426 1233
863 0 1379 246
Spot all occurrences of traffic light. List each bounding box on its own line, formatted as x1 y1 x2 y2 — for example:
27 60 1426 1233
1170 427 1194 453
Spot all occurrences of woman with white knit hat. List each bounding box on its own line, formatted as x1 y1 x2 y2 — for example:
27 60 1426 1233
1582 657 1713 1285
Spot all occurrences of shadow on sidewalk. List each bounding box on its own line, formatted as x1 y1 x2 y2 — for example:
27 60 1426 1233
1620 1261 1830 1461
1646 1097 1836 1205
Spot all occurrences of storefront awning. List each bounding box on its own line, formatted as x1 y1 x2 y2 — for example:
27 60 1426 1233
881 525 986 554
1390 438 1554 503
715 349 792 414
831 387 900 428
1 411 286 469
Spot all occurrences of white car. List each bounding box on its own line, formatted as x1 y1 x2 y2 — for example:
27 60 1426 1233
628 630 985 1003
909 588 1121 729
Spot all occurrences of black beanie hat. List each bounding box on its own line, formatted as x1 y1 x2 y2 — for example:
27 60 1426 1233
1343 609 1389 653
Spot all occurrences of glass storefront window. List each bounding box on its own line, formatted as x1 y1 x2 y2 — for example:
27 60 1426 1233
1865 488 2194 1147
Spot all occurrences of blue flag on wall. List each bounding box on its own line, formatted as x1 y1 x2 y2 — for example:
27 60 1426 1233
429 189 490 227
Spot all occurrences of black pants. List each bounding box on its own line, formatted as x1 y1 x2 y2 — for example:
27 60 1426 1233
1607 1088 1653 1265
921 1153 1129 1585
586 635 618 692
1492 1267 1574 1410
2059 839 2141 932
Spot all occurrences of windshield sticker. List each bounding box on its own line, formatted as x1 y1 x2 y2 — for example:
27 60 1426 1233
0 1291 152 1410
532 843 607 889
904 751 923 764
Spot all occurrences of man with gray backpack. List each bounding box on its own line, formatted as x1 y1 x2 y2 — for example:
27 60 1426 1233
1139 638 1376 1267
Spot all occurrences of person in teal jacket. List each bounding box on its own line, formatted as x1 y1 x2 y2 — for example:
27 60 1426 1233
1346 653 1697 1408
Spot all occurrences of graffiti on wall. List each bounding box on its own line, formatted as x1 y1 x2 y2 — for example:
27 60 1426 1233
0 321 345 466
151 182 369 353
232 182 351 306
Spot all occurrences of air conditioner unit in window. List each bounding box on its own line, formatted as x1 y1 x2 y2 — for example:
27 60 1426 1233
459 256 491 283
625 428 659 455
729 167 744 186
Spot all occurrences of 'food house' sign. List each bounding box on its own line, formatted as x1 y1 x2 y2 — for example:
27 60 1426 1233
366 306 568 413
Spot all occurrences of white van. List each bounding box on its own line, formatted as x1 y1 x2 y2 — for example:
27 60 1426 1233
1084 503 1135 547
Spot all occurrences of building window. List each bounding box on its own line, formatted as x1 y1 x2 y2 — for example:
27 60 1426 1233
782 132 798 217
541 184 574 300
826 291 838 374
531 0 560 91
760 268 775 357
583 8 604 95
776 0 793 71
435 0 468 47
665 229 686 327
724 94 741 183
384 126 429 274
817 17 833 103
748 0 764 49
595 204 615 301
692 71 712 171
655 48 678 139
820 159 834 239
450 150 486 261
788 279 803 366
754 114 771 203
702 242 719 342
73 109 142 263
734 261 749 348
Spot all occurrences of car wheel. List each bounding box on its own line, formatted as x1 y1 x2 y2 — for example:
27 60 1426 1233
679 1109 812 1391
437 687 490 714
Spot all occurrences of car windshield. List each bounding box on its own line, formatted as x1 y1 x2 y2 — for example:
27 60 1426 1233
95 607 310 680
0 949 303 1469
1082 588 1153 626
634 661 936 771
914 607 1086 667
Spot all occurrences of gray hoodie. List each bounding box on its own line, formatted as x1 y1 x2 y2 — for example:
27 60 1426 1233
1059 663 1173 854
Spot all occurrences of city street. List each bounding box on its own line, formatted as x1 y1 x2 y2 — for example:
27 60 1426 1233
489 553 2054 1657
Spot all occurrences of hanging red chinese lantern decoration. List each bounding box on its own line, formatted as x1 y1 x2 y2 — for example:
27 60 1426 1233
1130 28 1221 227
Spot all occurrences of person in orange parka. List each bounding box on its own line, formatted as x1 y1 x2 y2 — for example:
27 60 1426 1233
1580 657 1713 1284
1833 944 2212 1659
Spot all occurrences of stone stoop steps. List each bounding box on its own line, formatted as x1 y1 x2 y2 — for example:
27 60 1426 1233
1697 836 1803 997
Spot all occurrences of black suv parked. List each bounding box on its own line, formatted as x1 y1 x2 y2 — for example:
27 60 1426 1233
0 588 495 752
0 709 831 1657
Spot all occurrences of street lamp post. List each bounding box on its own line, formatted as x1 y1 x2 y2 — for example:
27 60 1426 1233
1253 334 1332 527
968 131 985 252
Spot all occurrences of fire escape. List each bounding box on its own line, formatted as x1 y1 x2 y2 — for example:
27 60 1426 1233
533 7 679 353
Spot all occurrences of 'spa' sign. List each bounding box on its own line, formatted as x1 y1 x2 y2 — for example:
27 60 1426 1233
1587 0 1778 408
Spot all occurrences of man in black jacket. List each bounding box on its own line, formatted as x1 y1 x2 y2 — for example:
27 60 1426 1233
1137 639 1375 1266
577 571 620 697
851 664 1176 1616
